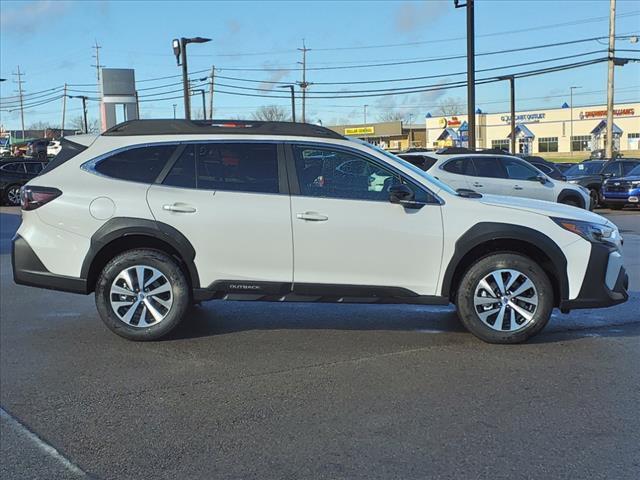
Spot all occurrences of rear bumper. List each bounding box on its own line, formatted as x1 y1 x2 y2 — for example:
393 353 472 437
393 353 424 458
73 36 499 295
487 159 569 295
560 243 628 311
12 234 88 294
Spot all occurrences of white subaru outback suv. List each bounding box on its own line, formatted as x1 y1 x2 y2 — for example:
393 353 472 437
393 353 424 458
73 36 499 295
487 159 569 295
403 148 591 209
12 120 628 344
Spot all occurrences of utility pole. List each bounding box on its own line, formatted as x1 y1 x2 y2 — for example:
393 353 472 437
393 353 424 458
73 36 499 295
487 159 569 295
455 0 475 150
208 65 215 120
498 75 516 154
70 96 89 133
569 86 582 156
12 66 26 139
363 104 368 124
297 40 311 123
605 0 616 158
61 83 68 134
91 40 103 86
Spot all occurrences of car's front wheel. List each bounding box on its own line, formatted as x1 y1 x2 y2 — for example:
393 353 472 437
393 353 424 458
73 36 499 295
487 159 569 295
95 249 190 341
455 253 553 344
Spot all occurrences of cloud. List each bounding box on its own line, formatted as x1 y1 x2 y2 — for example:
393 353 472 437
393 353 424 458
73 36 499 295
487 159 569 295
0 0 69 33
394 1 449 34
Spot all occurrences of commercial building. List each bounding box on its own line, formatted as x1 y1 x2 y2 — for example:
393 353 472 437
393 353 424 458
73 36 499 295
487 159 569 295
424 102 639 154
328 121 426 151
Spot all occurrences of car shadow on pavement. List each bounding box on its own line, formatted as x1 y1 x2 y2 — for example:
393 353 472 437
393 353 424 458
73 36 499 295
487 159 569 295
167 302 468 340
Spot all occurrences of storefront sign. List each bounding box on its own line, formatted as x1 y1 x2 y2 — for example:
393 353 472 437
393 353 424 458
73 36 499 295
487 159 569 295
447 116 462 127
438 118 448 128
344 126 375 135
500 113 546 123
579 108 634 120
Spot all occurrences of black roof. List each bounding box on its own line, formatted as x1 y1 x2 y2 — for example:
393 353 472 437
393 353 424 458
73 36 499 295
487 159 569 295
103 119 345 139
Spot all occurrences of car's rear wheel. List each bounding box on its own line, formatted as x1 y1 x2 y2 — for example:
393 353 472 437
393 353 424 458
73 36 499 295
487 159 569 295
95 249 190 341
4 184 21 206
455 253 553 344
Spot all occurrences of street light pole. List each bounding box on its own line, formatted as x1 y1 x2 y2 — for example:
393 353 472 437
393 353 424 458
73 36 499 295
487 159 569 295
278 85 296 122
69 95 89 133
173 36 211 121
363 105 368 124
455 0 475 150
172 104 177 119
569 86 582 156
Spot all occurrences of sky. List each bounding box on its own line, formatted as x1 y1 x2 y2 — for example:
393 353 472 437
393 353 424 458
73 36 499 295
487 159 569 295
0 0 639 130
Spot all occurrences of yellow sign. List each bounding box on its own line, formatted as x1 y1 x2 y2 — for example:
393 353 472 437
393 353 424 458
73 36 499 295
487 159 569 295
438 118 448 128
344 126 375 135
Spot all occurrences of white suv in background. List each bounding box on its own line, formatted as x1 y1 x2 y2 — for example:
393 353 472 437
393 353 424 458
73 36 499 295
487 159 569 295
12 120 628 344
403 149 591 209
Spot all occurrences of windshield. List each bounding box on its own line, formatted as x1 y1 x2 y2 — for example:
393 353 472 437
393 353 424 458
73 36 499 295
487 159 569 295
627 164 640 176
353 140 457 196
565 161 604 177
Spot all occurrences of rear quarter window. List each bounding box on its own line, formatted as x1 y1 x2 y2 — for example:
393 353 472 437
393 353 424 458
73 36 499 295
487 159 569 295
41 138 88 173
95 145 177 183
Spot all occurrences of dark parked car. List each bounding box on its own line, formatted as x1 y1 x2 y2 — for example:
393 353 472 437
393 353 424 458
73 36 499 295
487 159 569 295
565 159 640 208
397 152 438 171
0 160 47 206
517 155 567 181
555 162 576 174
601 163 640 210
26 139 49 161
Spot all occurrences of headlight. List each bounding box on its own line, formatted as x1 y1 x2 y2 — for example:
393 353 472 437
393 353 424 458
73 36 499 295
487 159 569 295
567 180 580 184
631 180 640 187
552 217 618 246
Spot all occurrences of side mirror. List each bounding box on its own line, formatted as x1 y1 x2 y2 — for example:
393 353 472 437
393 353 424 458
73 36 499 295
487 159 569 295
535 174 547 184
389 184 414 204
561 175 567 182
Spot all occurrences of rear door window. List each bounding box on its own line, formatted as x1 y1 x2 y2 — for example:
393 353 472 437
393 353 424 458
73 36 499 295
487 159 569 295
442 157 475 176
95 145 177 183
163 143 280 194
472 157 508 178
41 138 88 173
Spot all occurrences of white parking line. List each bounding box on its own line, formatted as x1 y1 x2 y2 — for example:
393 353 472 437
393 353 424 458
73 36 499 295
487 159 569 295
0 407 87 478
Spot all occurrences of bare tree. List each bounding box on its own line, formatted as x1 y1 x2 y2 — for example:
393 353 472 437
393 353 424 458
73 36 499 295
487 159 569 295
27 121 54 130
70 116 100 133
252 105 290 121
436 97 464 116
376 111 406 123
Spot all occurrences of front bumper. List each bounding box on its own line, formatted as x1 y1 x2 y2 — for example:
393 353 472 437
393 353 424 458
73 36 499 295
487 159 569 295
12 234 88 294
560 242 628 311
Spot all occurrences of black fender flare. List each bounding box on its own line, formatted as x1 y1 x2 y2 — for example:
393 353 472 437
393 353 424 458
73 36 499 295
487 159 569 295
557 188 586 208
440 222 569 302
81 217 200 288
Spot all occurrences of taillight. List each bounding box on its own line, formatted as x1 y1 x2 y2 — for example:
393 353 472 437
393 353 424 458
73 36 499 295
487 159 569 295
20 186 62 211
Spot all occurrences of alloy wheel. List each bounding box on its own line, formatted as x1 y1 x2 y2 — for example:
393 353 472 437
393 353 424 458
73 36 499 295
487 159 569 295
473 269 539 332
109 265 173 327
7 187 21 206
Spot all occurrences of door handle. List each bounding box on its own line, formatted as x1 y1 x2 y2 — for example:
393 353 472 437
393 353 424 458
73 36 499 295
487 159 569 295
472 182 484 188
513 185 523 190
163 203 197 213
296 212 328 222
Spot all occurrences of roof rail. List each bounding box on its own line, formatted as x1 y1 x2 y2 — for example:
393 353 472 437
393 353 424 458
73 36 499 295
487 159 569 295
103 119 346 139
435 147 473 154
435 146 514 155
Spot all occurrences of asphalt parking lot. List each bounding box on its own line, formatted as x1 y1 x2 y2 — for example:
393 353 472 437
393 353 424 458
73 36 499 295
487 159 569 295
1 206 639 479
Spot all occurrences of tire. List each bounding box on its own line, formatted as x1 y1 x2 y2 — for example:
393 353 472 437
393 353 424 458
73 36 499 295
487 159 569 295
559 197 580 208
589 189 599 209
3 184 22 206
95 249 190 341
455 253 554 344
